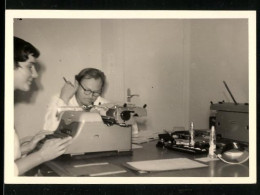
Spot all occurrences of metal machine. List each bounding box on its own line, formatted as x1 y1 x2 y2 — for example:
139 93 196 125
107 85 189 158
210 81 249 143
38 104 147 156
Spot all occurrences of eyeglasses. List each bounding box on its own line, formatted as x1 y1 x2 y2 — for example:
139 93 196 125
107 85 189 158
79 82 101 97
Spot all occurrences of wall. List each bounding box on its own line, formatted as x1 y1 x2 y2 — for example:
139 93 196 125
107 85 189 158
123 19 190 131
100 20 126 102
189 19 248 129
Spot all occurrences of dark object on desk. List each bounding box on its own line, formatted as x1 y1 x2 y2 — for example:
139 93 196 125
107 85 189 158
210 81 249 143
210 108 249 142
216 141 249 164
209 115 216 129
210 103 249 143
156 130 210 154
104 103 147 126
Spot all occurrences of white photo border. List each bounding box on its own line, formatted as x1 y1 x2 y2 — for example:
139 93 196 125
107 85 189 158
5 10 256 184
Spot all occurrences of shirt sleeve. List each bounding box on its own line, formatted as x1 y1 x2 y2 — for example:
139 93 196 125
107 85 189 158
43 95 67 131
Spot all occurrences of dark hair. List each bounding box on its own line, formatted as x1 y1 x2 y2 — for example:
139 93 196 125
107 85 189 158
75 68 106 88
14 37 40 68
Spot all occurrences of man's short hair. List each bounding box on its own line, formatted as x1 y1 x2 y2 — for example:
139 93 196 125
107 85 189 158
75 68 106 88
14 37 40 68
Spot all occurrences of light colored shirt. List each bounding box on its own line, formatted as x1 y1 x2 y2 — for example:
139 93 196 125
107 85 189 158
14 131 21 176
43 94 109 131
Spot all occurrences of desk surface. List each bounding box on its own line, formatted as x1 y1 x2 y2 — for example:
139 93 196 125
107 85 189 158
42 140 249 177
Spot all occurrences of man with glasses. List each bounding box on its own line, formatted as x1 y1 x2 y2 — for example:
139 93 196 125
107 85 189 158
43 68 110 131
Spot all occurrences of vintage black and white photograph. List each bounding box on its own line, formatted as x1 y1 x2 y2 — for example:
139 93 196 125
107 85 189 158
5 11 256 184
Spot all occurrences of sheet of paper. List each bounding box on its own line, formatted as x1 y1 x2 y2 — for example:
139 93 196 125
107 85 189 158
132 144 143 149
126 158 208 172
195 157 219 163
65 162 127 176
132 130 160 144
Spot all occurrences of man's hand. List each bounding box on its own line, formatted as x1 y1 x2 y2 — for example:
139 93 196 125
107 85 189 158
60 79 78 104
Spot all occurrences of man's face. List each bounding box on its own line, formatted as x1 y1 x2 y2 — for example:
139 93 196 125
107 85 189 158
75 77 103 106
14 54 38 91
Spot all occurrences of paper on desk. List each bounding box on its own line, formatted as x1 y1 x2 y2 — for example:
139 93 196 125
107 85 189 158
126 158 208 172
132 144 143 149
132 130 160 144
195 157 219 163
64 162 127 176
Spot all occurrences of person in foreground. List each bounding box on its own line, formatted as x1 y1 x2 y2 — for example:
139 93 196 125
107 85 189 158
14 37 72 176
43 68 110 131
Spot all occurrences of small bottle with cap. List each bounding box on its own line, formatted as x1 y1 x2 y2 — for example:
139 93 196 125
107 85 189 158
190 122 195 147
208 125 217 158
132 121 139 137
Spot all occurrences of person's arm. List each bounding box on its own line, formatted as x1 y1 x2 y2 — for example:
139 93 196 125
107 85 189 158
43 95 68 131
20 131 53 155
15 149 46 175
43 80 78 131
15 136 72 175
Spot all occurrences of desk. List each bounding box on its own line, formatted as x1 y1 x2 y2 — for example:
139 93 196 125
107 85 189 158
40 140 249 177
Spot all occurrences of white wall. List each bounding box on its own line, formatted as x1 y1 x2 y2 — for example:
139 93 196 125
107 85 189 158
13 19 248 138
189 19 248 129
100 20 126 102
123 19 190 131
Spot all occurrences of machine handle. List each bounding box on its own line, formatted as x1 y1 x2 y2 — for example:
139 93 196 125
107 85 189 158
127 88 139 102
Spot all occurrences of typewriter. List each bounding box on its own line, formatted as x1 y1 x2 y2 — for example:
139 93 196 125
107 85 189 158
37 103 147 156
